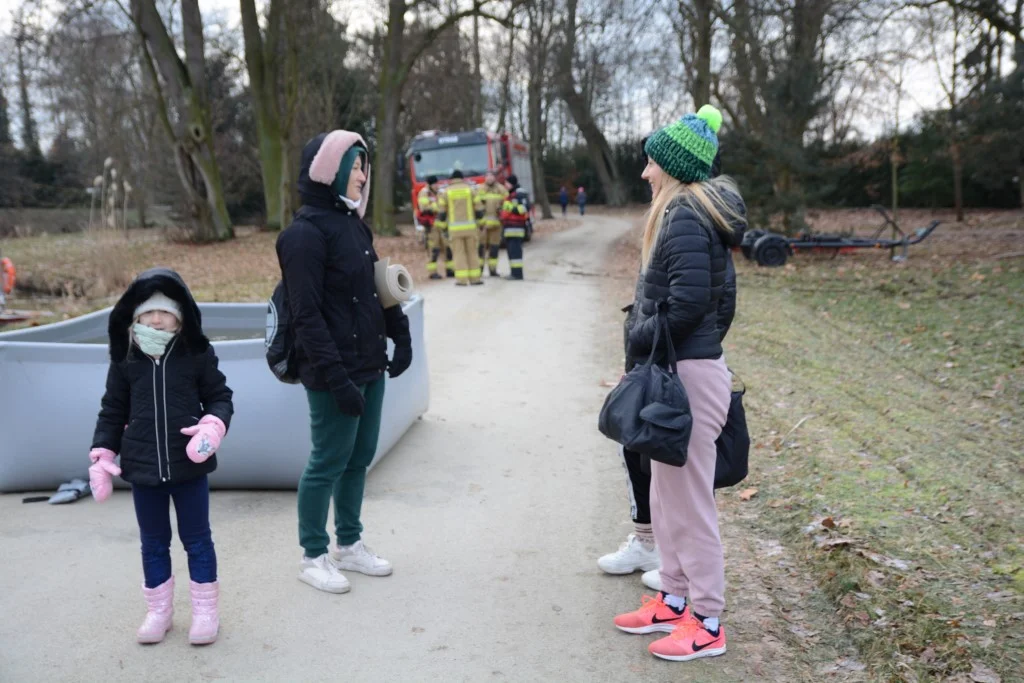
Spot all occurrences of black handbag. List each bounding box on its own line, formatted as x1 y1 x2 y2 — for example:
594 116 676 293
598 311 693 467
713 375 750 489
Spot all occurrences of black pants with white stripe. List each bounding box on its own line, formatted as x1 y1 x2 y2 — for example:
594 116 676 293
621 446 651 525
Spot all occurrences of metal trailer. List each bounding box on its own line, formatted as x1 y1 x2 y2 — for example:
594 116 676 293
740 206 941 267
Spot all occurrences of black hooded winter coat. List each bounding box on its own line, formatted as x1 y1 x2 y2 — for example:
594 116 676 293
275 133 411 394
91 268 234 486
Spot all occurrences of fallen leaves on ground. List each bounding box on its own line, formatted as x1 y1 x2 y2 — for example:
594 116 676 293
739 487 758 501
856 549 912 571
969 661 1001 683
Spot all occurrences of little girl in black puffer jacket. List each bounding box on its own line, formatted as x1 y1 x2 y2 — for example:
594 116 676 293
88 267 233 646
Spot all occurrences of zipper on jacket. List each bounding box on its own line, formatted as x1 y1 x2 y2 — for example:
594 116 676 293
150 358 164 481
162 338 176 481
148 336 178 483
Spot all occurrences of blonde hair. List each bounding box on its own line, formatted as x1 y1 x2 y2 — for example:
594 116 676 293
641 175 747 269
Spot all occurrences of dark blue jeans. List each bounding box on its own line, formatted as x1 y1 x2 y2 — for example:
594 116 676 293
132 475 216 588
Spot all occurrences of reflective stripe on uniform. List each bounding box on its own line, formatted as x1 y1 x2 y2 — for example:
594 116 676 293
509 260 524 267
469 268 482 278
448 223 478 233
427 262 438 271
455 269 471 278
445 186 476 228
504 228 526 238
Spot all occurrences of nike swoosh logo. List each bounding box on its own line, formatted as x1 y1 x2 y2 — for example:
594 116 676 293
691 638 719 652
650 613 683 624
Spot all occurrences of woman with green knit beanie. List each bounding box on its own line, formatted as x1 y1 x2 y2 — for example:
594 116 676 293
612 105 748 663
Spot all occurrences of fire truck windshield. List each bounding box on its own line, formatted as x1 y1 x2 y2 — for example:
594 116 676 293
411 144 490 181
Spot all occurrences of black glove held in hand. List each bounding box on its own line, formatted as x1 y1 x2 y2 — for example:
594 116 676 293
332 380 365 416
388 344 413 378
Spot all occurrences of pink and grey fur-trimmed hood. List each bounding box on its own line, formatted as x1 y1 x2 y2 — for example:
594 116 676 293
299 130 371 218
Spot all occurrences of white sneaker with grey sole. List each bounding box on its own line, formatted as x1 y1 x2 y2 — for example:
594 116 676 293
298 553 351 593
597 534 660 574
330 540 393 577
641 569 663 592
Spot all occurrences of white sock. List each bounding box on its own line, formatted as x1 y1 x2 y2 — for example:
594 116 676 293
633 523 656 549
664 593 687 611
702 616 720 633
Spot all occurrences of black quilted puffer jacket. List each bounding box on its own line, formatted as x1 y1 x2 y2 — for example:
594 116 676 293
625 186 746 367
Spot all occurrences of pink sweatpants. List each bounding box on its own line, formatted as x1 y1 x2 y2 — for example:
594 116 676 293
650 355 731 617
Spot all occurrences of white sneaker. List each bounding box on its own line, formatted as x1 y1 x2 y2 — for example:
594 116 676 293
330 540 393 577
298 553 351 593
641 569 663 592
597 534 660 575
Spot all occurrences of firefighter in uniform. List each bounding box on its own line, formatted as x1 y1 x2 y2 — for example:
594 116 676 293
475 171 508 277
418 175 454 279
500 174 529 280
437 170 484 286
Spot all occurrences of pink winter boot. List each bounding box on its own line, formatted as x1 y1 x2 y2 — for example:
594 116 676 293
137 576 174 644
189 580 219 645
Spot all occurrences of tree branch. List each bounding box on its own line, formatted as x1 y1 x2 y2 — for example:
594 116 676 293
401 2 513 80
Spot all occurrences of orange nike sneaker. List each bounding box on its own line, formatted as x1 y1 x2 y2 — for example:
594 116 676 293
648 612 727 661
613 593 689 634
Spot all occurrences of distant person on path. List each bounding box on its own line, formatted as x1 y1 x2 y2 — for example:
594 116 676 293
277 130 413 594
598 149 736 594
611 105 746 664
559 185 569 216
577 186 587 215
88 268 234 645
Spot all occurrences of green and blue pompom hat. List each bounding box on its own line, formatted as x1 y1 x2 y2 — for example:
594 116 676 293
643 105 723 183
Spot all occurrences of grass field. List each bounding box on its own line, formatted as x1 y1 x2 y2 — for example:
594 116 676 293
606 208 1023 682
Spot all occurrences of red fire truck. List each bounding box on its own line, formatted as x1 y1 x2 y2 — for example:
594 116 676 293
406 129 534 242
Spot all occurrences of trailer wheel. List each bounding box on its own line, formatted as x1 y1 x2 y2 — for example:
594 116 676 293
741 229 765 260
753 234 789 267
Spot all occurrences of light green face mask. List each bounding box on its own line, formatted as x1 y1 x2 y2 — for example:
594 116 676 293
132 323 176 358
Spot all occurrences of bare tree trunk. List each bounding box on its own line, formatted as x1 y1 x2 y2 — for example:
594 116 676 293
525 0 553 219
693 0 713 105
497 20 516 131
241 0 284 229
1012 0 1022 207
557 0 626 205
13 16 40 157
891 137 900 227
131 0 233 241
472 12 483 127
136 186 148 229
527 57 552 219
371 0 407 236
950 3 964 222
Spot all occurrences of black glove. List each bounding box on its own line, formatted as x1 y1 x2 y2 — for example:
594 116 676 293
331 380 365 416
388 343 412 378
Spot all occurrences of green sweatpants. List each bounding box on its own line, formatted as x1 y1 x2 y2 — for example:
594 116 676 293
298 377 386 557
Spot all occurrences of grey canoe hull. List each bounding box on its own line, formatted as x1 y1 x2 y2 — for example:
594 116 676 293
0 297 429 491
